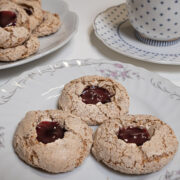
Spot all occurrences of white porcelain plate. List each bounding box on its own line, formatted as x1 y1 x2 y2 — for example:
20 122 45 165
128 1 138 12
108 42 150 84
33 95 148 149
94 3 180 65
0 59 180 180
0 0 78 70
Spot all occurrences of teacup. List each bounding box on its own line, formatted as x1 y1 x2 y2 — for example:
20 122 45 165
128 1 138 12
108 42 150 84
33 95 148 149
126 0 180 44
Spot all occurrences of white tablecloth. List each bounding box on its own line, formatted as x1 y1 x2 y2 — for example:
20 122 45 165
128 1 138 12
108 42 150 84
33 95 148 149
0 0 180 87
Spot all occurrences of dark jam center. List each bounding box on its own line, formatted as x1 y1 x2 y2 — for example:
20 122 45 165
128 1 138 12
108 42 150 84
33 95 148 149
80 86 112 104
22 4 33 15
118 127 150 146
24 8 33 15
0 11 17 28
36 121 65 144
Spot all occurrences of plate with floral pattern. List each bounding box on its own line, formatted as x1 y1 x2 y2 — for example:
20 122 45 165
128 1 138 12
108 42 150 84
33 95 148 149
93 3 180 65
0 59 180 180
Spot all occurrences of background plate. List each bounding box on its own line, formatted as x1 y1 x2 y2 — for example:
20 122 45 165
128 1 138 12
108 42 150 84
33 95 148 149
0 59 180 180
0 0 78 70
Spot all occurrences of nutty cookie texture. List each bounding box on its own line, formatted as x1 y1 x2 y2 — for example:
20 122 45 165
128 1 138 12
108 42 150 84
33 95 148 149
13 110 93 173
33 10 60 37
11 0 43 31
92 114 179 174
59 75 129 126
0 1 31 48
0 35 39 61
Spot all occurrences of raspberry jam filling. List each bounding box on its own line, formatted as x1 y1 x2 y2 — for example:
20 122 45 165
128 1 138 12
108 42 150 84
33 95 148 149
80 86 113 104
36 121 66 144
0 11 17 27
118 127 150 146
24 8 33 15
21 4 33 15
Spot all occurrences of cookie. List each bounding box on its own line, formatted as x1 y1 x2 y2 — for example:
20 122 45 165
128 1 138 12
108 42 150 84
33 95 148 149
33 10 60 37
0 36 39 61
92 114 178 174
58 75 129 126
23 0 42 5
0 1 30 48
11 0 43 31
13 110 93 173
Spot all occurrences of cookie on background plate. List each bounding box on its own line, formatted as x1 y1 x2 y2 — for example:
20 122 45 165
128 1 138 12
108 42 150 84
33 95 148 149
59 75 129 126
92 114 179 174
0 36 39 61
33 10 60 37
13 110 93 173
11 0 43 31
0 0 30 49
24 0 42 5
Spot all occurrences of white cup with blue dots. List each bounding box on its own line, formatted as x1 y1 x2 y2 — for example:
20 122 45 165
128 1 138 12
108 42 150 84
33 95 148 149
126 0 180 46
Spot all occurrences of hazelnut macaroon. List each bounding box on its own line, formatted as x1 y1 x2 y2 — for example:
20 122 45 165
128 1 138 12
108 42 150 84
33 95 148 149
92 114 178 174
13 110 93 173
33 10 60 37
11 0 43 31
59 75 129 125
0 0 31 49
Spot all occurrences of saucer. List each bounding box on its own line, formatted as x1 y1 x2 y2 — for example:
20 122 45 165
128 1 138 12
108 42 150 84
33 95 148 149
93 3 180 65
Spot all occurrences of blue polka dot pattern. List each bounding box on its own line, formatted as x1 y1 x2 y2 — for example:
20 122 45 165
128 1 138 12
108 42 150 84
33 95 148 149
136 31 180 46
94 3 180 64
126 0 180 41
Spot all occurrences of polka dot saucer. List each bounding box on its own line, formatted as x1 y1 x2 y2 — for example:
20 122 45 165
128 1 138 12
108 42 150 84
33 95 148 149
93 3 180 65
